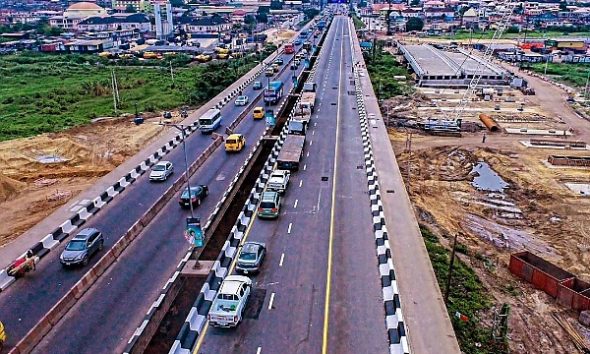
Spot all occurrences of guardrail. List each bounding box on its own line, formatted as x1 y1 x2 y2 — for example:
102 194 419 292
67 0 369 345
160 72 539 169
8 136 223 354
350 19 410 354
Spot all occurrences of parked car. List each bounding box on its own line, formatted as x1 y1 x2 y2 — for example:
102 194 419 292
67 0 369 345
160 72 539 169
253 81 263 90
149 161 174 181
179 185 209 208
163 111 172 119
60 228 104 267
257 191 281 219
235 95 249 106
208 275 252 328
253 106 264 120
225 133 246 152
236 242 266 274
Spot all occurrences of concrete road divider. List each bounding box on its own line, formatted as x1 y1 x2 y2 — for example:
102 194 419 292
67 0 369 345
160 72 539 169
8 137 223 354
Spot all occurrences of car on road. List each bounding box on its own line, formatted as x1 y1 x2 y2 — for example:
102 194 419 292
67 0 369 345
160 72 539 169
274 58 284 65
60 228 104 267
235 95 249 106
258 191 281 219
267 169 290 193
236 242 266 274
271 63 280 73
265 67 274 76
294 59 301 66
253 106 264 120
225 133 246 152
294 39 302 45
208 275 252 328
179 185 209 208
253 81 263 90
149 161 174 181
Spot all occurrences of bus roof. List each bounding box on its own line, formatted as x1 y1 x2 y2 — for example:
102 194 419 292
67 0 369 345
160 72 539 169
200 108 221 120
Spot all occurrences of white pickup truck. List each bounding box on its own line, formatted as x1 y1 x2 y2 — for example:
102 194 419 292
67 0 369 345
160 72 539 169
208 275 252 328
267 169 290 193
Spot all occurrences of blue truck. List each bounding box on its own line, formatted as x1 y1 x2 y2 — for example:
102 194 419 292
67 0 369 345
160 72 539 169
264 81 284 105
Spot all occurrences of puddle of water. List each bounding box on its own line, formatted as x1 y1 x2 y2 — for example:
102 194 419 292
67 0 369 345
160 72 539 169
471 161 509 192
37 155 67 164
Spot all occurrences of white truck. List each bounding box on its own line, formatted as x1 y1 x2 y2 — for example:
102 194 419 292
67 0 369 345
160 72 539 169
267 169 291 193
288 111 311 135
296 82 316 115
208 275 252 328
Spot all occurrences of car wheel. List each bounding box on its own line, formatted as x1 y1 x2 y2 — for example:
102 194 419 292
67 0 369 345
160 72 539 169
98 240 104 251
82 257 89 266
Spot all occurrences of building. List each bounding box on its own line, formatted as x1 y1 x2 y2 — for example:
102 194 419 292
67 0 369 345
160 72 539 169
180 16 232 34
111 0 164 13
462 7 478 28
64 38 113 52
77 13 151 32
49 2 108 30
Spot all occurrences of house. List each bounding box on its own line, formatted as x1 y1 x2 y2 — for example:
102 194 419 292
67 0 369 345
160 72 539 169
77 14 151 32
49 2 108 30
64 38 113 53
462 8 478 28
424 8 455 20
401 9 422 18
180 16 232 34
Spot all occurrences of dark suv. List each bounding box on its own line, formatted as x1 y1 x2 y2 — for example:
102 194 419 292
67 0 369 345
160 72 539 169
60 228 104 267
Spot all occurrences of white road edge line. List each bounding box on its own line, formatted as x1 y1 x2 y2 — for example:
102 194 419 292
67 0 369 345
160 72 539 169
268 292 276 310
287 222 292 234
279 253 285 267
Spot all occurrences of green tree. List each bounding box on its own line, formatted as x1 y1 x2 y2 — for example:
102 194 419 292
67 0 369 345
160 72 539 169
405 17 424 31
410 0 420 6
256 12 268 23
270 0 283 10
125 4 137 13
559 1 568 11
303 8 320 20
169 0 185 7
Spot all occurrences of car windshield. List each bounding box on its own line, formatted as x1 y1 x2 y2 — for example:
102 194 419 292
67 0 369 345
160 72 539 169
240 252 257 261
182 186 202 198
153 164 166 171
226 139 236 144
238 96 247 101
200 118 213 125
66 240 86 251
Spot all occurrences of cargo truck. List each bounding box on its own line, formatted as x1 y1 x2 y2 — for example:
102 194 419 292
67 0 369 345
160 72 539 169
277 135 305 171
295 82 316 114
264 80 284 105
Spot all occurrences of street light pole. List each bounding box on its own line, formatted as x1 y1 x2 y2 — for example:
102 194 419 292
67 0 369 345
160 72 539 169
162 123 194 218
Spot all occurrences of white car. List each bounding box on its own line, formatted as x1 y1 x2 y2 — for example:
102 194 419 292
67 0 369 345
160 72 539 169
267 169 290 193
235 95 249 106
149 161 173 181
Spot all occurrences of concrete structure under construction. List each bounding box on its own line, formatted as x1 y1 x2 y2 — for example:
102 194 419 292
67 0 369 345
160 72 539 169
398 43 512 88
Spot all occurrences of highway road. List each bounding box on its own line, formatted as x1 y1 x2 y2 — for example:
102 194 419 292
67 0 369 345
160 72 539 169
0 32 314 352
193 16 389 354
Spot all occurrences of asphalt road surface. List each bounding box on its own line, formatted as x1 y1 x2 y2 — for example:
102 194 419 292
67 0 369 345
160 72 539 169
194 16 389 354
0 34 313 352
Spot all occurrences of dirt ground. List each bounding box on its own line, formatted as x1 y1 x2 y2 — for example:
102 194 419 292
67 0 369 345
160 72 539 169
0 112 185 247
386 66 590 351
261 28 297 46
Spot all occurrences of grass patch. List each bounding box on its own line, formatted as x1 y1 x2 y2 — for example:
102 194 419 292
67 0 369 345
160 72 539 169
363 46 414 100
0 52 256 141
353 16 365 30
421 226 508 354
433 30 590 40
529 62 590 88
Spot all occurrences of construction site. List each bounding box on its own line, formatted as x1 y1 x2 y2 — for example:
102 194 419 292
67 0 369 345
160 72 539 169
384 33 590 353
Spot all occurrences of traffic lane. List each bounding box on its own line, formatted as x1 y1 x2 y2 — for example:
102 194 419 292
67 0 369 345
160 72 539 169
0 48 305 346
328 24 389 353
197 25 342 353
32 132 260 354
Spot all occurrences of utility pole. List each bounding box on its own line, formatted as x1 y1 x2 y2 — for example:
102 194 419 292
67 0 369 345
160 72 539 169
170 60 175 86
444 233 459 306
111 68 119 115
584 69 590 102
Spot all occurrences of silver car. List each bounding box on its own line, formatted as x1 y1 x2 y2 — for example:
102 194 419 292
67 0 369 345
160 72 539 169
150 161 173 181
236 242 266 274
234 95 249 106
60 228 104 267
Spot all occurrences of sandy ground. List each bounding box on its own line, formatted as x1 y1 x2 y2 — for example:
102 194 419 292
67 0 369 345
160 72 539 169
261 28 297 46
385 56 590 352
0 112 184 247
